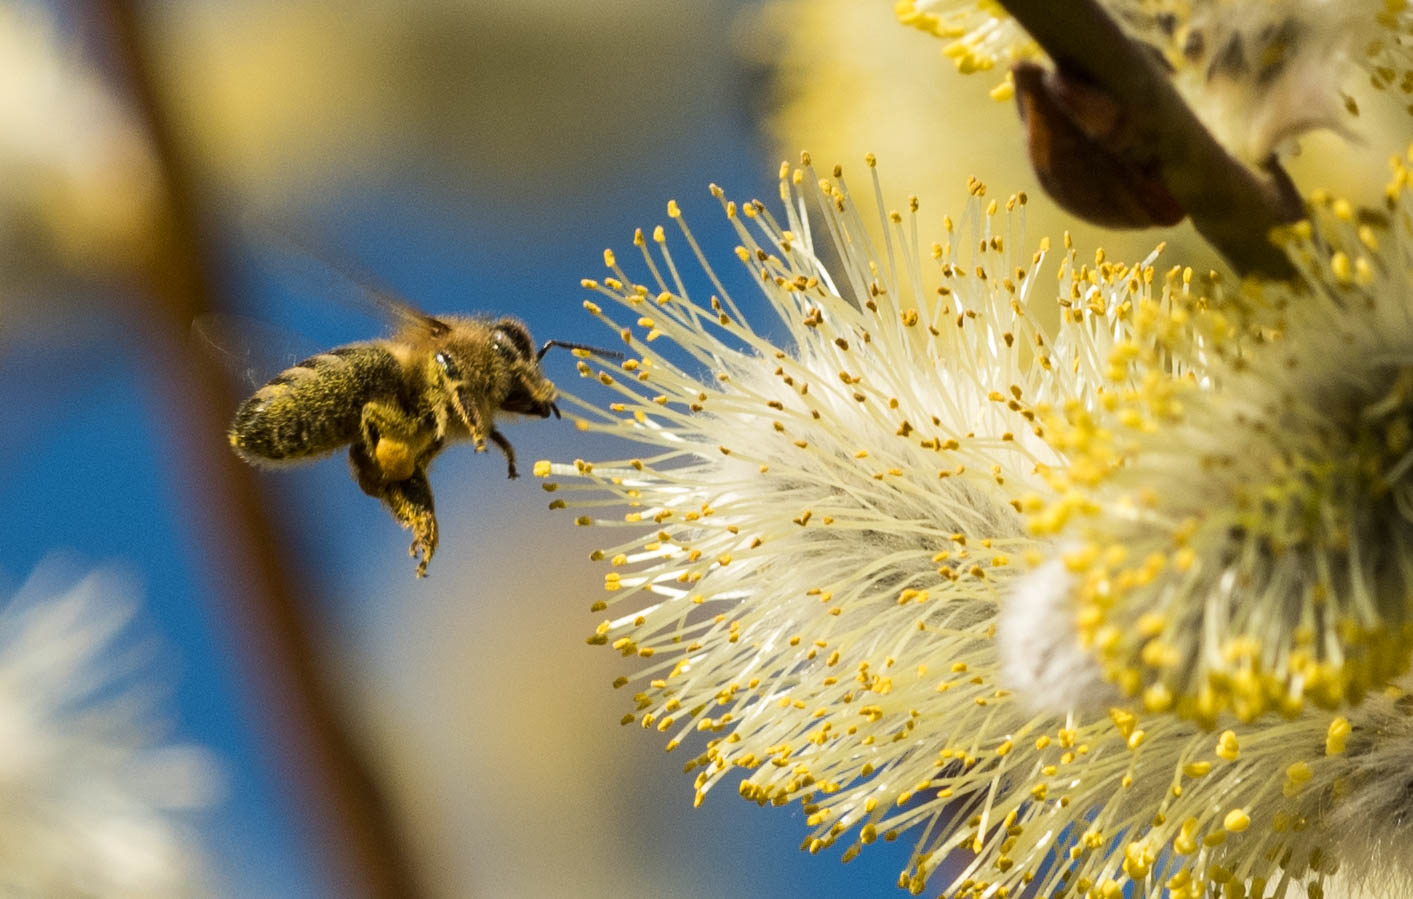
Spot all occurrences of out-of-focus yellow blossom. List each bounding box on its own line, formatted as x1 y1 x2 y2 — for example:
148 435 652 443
0 3 159 292
154 0 740 208
735 0 1219 286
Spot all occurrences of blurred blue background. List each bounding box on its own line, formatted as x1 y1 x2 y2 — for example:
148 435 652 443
0 0 941 895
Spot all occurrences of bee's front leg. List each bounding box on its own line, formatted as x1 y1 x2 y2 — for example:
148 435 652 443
348 444 439 577
488 428 518 479
359 400 427 483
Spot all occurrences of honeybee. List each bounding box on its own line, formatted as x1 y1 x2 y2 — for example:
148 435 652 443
221 284 620 578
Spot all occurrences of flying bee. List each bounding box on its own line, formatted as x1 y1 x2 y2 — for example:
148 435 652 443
216 275 621 578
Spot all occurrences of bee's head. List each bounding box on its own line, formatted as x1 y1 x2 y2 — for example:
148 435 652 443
427 318 620 429
489 318 560 419
424 319 556 434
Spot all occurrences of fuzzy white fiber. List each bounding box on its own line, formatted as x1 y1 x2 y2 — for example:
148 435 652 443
998 552 1118 716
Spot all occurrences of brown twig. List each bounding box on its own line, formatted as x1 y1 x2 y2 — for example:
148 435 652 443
94 3 424 897
999 0 1303 278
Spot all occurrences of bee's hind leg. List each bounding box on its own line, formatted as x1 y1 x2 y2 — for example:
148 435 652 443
359 400 425 483
348 440 385 498
488 428 518 479
391 470 438 578
348 444 439 577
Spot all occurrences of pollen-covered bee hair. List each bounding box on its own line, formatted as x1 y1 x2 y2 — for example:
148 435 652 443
226 295 622 577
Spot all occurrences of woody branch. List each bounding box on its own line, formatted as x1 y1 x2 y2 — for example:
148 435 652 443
999 0 1304 278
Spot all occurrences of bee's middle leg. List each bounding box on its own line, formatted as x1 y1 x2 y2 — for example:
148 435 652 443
488 428 518 479
360 400 424 482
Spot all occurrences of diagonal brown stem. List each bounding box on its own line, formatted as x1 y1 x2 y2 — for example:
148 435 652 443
999 0 1303 278
94 3 425 896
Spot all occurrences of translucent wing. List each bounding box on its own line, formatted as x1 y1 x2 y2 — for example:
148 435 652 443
252 229 451 339
191 313 320 391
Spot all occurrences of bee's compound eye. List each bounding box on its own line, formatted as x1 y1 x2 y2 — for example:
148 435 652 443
435 351 461 380
492 330 522 361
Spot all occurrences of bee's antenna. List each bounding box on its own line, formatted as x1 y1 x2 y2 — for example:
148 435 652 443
537 340 626 362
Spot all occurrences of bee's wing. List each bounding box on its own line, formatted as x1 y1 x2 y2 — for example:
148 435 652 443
254 229 451 339
192 313 321 390
354 280 452 339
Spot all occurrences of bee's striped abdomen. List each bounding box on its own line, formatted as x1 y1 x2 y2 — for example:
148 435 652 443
229 344 403 464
